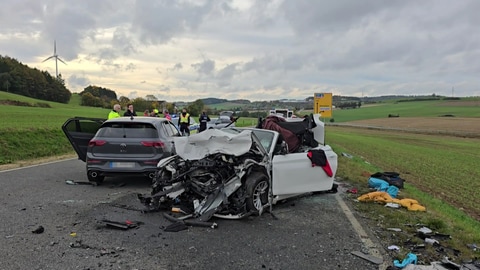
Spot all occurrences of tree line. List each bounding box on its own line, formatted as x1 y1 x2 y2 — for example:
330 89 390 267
0 55 71 103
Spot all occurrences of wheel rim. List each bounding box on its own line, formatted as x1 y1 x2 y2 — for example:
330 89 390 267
253 180 268 210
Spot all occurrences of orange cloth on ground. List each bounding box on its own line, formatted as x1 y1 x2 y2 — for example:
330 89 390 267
357 191 426 211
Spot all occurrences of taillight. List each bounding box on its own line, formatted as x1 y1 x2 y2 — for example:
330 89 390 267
141 141 165 149
89 140 106 147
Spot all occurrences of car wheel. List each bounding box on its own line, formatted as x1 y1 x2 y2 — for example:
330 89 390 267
245 172 269 212
87 170 105 184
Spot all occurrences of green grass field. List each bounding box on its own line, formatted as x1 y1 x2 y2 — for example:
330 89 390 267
328 99 480 122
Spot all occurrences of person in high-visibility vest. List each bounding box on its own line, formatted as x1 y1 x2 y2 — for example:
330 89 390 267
178 108 191 136
108 104 121 119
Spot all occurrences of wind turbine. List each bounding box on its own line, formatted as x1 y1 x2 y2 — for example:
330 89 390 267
42 40 66 78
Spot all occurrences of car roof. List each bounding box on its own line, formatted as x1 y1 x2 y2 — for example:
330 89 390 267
105 116 169 124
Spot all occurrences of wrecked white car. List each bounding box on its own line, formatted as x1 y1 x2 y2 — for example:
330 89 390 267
139 114 338 224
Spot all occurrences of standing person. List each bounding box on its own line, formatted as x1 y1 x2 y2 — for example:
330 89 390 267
143 109 150 116
178 108 190 136
124 104 137 117
164 110 172 121
198 111 210 132
108 104 121 119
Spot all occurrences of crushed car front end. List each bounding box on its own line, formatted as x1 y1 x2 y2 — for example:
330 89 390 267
139 129 272 222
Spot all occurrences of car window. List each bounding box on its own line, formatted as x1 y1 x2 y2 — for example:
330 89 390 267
164 121 180 136
220 118 230 124
251 130 275 152
97 123 158 138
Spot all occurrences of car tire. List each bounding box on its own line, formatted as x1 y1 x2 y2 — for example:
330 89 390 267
245 172 269 212
87 170 105 184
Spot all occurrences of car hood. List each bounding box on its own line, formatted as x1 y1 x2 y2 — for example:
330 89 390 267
173 129 254 160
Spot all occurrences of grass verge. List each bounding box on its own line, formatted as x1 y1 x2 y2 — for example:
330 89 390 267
329 129 480 264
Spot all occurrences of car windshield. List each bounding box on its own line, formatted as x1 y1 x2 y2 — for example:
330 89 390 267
97 123 158 138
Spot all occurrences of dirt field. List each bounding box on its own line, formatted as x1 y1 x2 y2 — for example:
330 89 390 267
341 117 480 137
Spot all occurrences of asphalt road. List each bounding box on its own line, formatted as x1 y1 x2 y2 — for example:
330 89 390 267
0 159 386 270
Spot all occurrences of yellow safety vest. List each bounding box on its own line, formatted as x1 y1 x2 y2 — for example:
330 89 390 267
180 113 189 123
108 110 121 119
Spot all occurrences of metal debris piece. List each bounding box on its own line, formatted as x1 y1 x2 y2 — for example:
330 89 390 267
351 251 383 265
65 179 94 185
417 226 432 234
102 219 142 230
385 202 401 208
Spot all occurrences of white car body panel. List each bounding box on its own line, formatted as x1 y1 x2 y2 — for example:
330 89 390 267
271 145 337 196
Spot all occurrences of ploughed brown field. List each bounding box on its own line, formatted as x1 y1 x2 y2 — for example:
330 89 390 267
342 117 480 137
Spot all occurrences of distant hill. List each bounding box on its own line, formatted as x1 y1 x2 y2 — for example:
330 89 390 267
201 98 228 105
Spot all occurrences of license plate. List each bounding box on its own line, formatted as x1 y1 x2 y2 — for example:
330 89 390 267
110 162 135 168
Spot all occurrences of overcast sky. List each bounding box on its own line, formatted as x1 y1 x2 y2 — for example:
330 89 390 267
1 0 479 101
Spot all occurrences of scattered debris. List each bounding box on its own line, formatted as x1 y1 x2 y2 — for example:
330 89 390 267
351 250 383 265
393 252 417 268
164 221 188 232
425 238 440 245
341 152 353 159
417 227 433 235
441 256 461 269
31 225 44 234
65 179 94 185
69 240 94 249
102 219 143 230
346 188 358 194
163 213 218 231
467 243 478 251
388 245 400 251
387 228 402 232
385 202 401 208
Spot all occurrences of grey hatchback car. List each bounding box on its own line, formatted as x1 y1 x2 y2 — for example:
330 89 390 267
62 116 181 184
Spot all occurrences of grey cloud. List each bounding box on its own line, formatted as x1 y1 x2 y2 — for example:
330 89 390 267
131 1 214 44
173 63 183 71
191 59 215 75
112 27 137 56
126 63 136 72
67 74 90 90
216 63 239 84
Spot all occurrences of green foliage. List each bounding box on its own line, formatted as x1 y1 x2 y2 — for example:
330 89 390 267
79 85 118 108
186 99 205 116
0 55 71 103
0 128 73 164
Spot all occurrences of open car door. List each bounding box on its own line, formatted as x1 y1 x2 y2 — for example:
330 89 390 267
271 146 338 195
61 117 105 162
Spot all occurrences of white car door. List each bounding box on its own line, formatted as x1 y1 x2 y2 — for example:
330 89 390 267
271 145 337 195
